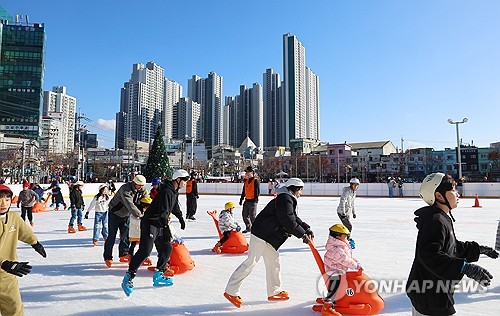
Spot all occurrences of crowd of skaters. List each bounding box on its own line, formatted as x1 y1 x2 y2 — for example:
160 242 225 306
1 169 500 315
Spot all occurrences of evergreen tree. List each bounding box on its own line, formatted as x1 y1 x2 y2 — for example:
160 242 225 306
144 126 172 181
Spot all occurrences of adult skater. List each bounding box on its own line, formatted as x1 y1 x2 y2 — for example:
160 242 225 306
103 175 147 267
185 171 199 220
407 172 498 316
337 178 359 233
224 178 313 308
239 166 260 233
121 169 188 296
0 184 47 316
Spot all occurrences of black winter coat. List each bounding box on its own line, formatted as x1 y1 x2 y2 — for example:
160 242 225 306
406 206 480 315
143 181 183 228
69 188 85 209
251 189 309 250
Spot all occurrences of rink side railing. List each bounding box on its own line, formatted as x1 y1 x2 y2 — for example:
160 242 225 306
7 182 500 199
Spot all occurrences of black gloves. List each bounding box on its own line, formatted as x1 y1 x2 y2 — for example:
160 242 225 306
479 245 499 259
239 199 243 206
179 217 186 230
302 228 314 243
462 263 493 286
305 228 314 239
302 235 310 244
32 242 47 258
84 212 89 219
1 260 32 277
353 213 357 219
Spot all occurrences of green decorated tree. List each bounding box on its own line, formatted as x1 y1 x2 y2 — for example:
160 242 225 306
144 126 172 181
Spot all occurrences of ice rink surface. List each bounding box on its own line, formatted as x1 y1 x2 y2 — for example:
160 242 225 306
13 194 500 315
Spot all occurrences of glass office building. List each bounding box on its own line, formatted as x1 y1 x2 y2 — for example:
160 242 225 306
0 6 46 139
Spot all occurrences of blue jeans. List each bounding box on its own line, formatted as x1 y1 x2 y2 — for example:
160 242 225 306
69 207 83 226
388 187 394 198
93 212 109 242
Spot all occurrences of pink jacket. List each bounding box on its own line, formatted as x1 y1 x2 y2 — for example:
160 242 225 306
324 236 359 275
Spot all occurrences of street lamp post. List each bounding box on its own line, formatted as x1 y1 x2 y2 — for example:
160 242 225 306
447 118 468 179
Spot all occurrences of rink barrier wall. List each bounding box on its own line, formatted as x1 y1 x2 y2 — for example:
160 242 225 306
6 182 500 198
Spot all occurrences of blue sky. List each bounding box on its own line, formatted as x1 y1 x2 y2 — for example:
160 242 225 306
4 0 500 150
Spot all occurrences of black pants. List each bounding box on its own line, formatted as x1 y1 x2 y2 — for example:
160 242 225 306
21 206 33 222
103 212 130 260
219 231 231 245
129 220 172 274
242 201 257 230
337 214 353 233
129 241 137 256
186 195 197 218
325 274 341 302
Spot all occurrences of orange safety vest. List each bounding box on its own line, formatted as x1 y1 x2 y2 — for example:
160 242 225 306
244 178 256 199
186 180 193 194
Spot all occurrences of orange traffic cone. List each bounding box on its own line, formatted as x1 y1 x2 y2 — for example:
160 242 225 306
472 194 482 208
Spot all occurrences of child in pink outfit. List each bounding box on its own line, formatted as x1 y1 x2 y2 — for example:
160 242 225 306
321 224 361 316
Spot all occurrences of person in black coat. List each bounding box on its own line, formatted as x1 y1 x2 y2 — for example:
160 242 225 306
406 173 498 315
121 170 188 296
224 178 313 308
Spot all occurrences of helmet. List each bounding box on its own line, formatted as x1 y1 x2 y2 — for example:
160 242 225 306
245 166 254 173
420 172 445 206
98 184 108 190
0 184 13 197
152 177 161 186
224 201 235 210
140 196 153 205
172 169 189 181
329 224 351 235
285 178 304 188
133 175 147 186
349 178 360 185
75 181 84 186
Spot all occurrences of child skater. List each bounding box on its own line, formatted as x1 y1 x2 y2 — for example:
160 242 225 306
0 184 47 316
17 182 38 226
128 194 153 266
85 184 110 246
322 223 361 316
68 181 86 233
212 201 241 254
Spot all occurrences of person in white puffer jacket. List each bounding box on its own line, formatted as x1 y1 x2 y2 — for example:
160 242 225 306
336 178 359 233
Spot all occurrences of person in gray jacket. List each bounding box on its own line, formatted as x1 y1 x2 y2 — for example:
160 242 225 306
103 175 147 267
17 182 38 226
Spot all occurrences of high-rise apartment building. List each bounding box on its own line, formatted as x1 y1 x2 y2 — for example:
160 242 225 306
116 62 165 148
174 97 201 141
164 78 182 141
0 8 45 139
42 86 76 153
263 68 283 147
230 84 263 150
306 67 320 140
283 33 320 146
187 72 223 153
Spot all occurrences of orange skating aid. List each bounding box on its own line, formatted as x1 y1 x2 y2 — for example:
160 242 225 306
207 210 248 254
307 237 384 315
169 242 195 274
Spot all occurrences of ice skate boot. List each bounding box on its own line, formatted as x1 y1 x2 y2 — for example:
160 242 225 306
92 240 98 246
119 254 131 262
224 292 242 308
77 224 87 231
153 270 173 287
268 290 289 301
321 301 342 316
105 260 113 267
142 257 153 266
121 271 134 296
212 242 222 254
30 221 34 227
68 225 76 233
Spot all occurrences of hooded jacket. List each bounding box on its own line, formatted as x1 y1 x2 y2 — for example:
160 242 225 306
108 182 145 218
324 236 359 275
142 181 183 228
406 205 480 315
337 186 356 218
251 185 309 250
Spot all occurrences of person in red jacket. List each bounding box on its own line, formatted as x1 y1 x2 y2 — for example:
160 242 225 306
239 166 260 233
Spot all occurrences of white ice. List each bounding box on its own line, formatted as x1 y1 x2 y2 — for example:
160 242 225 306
14 194 500 315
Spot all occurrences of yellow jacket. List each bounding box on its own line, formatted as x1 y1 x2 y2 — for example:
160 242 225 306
0 212 38 279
